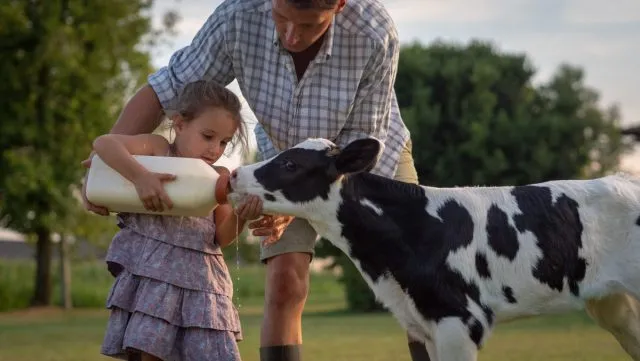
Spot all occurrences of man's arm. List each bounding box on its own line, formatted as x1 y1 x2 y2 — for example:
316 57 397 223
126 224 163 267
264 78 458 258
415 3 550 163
147 6 236 113
116 3 237 135
110 85 165 135
82 4 236 214
333 36 400 171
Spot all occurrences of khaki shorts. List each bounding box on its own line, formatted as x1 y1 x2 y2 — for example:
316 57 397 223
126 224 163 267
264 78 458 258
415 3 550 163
259 139 419 262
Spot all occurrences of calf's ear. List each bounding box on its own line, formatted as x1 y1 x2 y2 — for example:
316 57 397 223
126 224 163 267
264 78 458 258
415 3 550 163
334 138 382 174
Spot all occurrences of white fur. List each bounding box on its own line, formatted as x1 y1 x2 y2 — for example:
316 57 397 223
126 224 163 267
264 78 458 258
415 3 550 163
360 198 383 216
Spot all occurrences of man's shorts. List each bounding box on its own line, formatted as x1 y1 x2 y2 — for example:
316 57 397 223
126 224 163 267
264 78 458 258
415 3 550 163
259 139 419 262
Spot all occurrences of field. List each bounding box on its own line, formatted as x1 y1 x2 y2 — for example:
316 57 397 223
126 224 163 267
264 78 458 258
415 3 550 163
0 261 630 361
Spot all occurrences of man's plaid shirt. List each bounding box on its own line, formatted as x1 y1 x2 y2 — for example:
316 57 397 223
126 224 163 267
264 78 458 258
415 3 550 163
148 0 410 177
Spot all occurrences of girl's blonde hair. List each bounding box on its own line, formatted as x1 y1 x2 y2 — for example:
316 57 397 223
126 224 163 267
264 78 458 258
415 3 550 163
168 80 249 156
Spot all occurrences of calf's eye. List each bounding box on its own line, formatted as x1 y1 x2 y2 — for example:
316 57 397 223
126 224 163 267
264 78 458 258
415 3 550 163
282 159 297 171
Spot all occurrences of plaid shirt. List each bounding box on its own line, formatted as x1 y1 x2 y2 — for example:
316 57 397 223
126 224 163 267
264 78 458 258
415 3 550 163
148 0 410 177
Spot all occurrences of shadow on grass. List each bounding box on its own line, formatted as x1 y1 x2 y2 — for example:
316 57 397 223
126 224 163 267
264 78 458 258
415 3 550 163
303 308 386 318
301 307 599 332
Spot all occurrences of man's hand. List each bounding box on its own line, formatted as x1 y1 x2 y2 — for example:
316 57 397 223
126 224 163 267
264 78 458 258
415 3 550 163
248 215 295 246
81 157 92 168
80 154 109 216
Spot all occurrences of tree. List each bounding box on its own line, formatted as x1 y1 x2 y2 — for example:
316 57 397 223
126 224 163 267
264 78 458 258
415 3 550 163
316 40 633 311
0 0 178 306
398 40 629 186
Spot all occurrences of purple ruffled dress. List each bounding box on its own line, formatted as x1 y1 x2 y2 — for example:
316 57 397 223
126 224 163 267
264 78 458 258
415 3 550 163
100 208 242 361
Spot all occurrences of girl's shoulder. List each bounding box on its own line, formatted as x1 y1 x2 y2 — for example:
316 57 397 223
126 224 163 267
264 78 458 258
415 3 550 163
98 133 171 157
142 134 171 156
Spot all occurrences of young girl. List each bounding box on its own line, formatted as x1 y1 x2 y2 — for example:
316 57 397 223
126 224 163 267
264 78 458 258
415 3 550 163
93 80 262 361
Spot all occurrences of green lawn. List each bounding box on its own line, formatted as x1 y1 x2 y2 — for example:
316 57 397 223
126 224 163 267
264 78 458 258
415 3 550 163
0 304 630 361
0 261 631 360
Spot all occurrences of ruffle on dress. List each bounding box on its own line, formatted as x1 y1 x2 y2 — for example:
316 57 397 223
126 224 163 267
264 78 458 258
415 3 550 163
105 228 233 294
101 298 241 361
106 269 241 333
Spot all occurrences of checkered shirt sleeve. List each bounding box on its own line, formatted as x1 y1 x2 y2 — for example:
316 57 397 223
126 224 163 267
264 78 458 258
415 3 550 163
148 4 236 110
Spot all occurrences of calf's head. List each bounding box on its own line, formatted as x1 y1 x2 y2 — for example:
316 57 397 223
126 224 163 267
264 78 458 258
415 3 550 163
229 138 383 218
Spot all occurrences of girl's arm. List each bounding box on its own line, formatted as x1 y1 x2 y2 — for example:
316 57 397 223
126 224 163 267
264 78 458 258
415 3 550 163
214 204 249 248
214 195 263 247
92 133 175 212
92 133 170 184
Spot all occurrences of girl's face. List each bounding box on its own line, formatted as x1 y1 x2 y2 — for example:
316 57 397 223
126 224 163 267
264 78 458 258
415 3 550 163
173 107 237 164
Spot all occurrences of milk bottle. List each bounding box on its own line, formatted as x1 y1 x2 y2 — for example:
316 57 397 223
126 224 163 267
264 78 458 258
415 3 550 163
85 154 231 217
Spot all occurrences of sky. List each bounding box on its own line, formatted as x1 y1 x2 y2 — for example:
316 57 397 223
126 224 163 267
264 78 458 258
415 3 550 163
150 0 640 172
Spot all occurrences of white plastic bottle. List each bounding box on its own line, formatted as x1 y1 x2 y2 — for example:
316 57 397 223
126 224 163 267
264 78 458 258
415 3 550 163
85 154 231 217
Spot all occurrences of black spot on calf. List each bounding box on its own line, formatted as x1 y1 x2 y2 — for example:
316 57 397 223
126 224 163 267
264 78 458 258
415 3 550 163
486 204 520 261
502 286 517 304
468 319 485 346
511 186 587 296
475 252 491 278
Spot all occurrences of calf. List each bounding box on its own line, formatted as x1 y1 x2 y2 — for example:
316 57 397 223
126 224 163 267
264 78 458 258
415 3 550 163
229 137 640 361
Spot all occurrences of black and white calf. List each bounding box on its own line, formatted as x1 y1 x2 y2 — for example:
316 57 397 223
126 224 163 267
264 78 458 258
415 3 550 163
229 137 640 361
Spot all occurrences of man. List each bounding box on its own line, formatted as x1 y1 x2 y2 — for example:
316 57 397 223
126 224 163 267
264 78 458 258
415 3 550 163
82 0 431 360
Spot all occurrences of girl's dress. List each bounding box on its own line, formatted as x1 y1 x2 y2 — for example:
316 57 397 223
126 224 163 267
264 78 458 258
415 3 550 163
100 199 242 360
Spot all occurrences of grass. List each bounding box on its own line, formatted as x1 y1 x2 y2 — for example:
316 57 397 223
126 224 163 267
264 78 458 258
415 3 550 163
0 306 630 361
0 259 343 311
0 260 631 360
0 260 116 311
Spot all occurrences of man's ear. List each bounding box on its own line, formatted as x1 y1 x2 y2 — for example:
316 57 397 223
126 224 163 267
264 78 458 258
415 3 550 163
335 0 347 14
334 138 382 174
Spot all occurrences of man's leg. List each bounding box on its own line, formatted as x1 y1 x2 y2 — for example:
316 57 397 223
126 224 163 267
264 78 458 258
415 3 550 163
394 139 431 361
259 218 318 361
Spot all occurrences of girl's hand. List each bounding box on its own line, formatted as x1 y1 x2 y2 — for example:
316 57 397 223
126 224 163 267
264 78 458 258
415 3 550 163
82 176 109 216
248 215 295 246
133 171 176 212
234 194 263 220
80 153 109 215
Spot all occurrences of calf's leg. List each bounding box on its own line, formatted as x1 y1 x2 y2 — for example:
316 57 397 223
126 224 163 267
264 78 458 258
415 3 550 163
586 293 640 360
407 333 431 361
433 317 478 361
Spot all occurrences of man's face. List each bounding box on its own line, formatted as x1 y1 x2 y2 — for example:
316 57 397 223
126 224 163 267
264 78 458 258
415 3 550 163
271 0 345 53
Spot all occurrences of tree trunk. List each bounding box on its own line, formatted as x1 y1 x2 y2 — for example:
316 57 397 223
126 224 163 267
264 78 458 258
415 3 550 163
29 1 53 308
32 228 52 306
60 235 72 309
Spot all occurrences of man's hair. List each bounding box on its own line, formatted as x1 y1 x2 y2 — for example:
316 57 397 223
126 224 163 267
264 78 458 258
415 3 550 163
286 0 340 10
